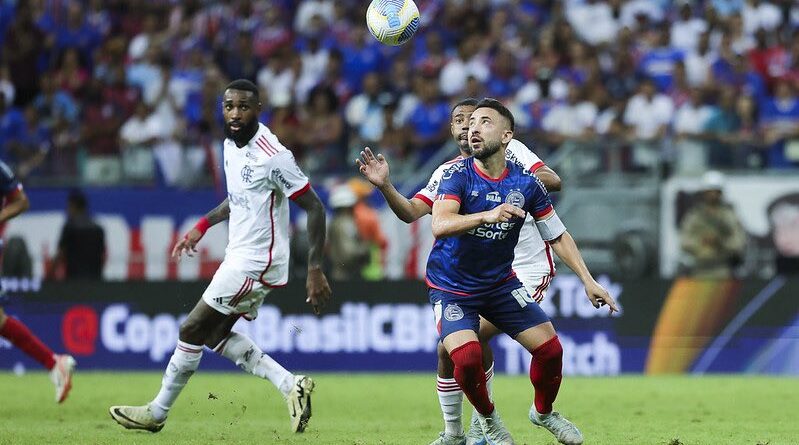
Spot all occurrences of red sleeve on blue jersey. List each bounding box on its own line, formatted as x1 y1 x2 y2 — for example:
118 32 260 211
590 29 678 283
434 161 467 204
527 174 553 218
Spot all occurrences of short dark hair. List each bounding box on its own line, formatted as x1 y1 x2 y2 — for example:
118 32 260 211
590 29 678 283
68 189 87 211
475 98 514 131
451 98 479 115
225 79 260 100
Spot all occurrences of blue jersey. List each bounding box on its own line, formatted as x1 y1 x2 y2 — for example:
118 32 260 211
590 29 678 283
0 160 19 200
425 157 554 296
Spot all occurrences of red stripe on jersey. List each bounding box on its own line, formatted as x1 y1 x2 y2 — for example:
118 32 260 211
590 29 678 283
258 194 278 286
261 136 280 156
436 194 461 204
255 138 275 156
177 345 202 354
544 242 555 276
289 182 311 201
529 161 545 172
413 193 434 208
533 205 554 219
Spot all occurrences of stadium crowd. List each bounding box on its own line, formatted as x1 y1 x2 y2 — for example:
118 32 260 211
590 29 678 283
1 0 798 187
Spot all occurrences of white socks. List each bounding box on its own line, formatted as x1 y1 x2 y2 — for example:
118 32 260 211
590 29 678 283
215 331 294 397
150 341 203 421
437 376 463 436
437 362 495 437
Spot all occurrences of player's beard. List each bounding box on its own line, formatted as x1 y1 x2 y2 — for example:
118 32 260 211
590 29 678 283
225 119 259 146
472 139 501 160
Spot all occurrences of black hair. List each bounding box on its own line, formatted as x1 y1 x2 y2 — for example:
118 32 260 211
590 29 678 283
451 98 479 115
475 97 515 131
225 79 260 101
68 189 88 212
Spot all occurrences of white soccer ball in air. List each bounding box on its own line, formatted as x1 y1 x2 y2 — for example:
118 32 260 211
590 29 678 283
366 0 420 46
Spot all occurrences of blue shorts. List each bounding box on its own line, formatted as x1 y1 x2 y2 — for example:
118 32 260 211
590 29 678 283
429 280 551 341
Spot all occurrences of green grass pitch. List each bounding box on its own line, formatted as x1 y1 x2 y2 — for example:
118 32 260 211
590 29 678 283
0 372 796 445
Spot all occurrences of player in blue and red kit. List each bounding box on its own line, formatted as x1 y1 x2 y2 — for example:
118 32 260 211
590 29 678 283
0 160 76 404
428 99 618 445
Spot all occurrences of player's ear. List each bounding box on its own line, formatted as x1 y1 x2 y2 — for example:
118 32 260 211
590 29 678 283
502 130 513 145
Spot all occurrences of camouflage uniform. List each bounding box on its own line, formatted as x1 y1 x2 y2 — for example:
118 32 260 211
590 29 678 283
680 202 746 278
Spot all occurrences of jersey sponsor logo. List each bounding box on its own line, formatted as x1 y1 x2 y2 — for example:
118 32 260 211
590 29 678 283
505 190 525 208
486 191 501 203
245 151 258 161
425 179 439 193
443 304 464 321
467 221 516 240
272 168 292 190
228 193 251 210
442 161 465 180
241 165 254 183
505 150 525 169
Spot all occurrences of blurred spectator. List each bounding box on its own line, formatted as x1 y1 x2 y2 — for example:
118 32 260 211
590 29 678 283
439 34 489 97
0 92 24 161
299 85 345 176
0 64 15 105
541 84 597 146
673 88 712 174
339 28 382 96
670 3 708 53
406 73 450 162
487 47 524 100
349 178 388 281
638 25 685 92
10 105 51 179
704 86 741 168
215 31 260 82
345 72 387 148
53 49 90 99
624 78 675 167
2 3 45 106
742 0 783 36
680 171 746 278
567 0 618 46
766 194 799 274
49 190 106 281
685 32 715 87
760 78 799 168
257 47 298 108
327 184 369 281
32 75 79 131
55 1 103 61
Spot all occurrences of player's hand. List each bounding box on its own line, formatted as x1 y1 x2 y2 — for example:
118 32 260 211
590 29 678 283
356 147 390 188
306 267 332 315
584 279 618 314
483 203 526 224
172 229 203 259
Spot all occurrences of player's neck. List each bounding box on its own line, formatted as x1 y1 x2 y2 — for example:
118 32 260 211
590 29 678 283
474 149 507 179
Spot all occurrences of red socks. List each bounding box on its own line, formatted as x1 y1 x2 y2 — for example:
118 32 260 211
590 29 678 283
0 317 56 370
450 341 494 416
530 335 563 414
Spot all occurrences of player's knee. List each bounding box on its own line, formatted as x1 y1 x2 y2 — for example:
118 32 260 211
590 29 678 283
532 336 563 361
450 341 482 370
178 319 205 345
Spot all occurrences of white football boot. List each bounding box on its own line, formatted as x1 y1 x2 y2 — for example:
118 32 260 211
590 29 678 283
529 408 584 445
429 431 467 445
49 354 76 403
286 375 315 433
109 405 165 432
477 409 514 445
465 409 487 445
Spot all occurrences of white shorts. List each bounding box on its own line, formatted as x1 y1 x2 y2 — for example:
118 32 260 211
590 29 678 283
202 261 271 319
517 271 553 302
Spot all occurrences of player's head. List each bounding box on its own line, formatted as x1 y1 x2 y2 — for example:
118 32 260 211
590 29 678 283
468 98 514 160
67 189 88 216
222 79 262 144
450 98 478 155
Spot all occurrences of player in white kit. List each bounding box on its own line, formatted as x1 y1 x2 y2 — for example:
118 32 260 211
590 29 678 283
357 98 561 445
110 80 332 435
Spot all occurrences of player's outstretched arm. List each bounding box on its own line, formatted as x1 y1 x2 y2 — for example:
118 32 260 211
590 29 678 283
293 187 332 315
535 165 562 192
548 231 618 314
431 200 525 238
356 147 430 223
172 198 230 259
0 187 30 224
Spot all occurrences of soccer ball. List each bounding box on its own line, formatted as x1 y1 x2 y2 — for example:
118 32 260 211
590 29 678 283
366 0 420 46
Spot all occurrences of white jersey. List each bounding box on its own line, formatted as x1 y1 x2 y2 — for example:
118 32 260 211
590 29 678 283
223 123 310 285
415 139 555 280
